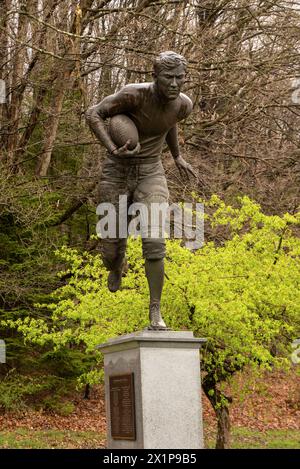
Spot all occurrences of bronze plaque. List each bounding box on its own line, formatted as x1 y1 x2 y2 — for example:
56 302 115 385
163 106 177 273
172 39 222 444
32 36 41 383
109 373 136 440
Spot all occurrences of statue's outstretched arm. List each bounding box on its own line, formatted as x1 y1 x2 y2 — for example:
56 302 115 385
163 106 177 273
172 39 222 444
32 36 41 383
166 126 196 179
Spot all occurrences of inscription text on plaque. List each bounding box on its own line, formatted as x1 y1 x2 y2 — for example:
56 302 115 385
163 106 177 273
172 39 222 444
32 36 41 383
109 373 136 440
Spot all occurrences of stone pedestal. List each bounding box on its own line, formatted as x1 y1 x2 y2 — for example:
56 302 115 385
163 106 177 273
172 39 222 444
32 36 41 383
97 330 206 449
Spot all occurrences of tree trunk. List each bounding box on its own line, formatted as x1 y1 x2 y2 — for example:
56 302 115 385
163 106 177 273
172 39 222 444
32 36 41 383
35 82 67 177
14 0 60 167
215 402 231 449
202 374 231 449
84 383 90 399
35 0 93 176
6 1 29 165
0 0 9 154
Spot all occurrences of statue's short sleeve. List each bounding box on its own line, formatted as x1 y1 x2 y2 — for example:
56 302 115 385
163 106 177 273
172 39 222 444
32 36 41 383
177 93 193 122
95 86 140 119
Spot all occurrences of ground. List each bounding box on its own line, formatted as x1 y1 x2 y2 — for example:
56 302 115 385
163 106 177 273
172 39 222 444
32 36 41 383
0 369 299 448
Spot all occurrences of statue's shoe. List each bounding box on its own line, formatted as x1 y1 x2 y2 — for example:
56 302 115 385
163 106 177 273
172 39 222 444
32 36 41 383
148 300 169 330
108 269 123 292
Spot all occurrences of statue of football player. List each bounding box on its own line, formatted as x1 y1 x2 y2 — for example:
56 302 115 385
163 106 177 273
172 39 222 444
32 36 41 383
86 51 196 330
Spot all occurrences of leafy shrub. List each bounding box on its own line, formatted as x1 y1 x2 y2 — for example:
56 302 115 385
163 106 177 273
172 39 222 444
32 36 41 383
0 370 74 413
2 196 299 433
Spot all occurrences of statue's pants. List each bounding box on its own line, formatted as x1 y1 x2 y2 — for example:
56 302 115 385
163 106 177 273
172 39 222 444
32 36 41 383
97 155 169 271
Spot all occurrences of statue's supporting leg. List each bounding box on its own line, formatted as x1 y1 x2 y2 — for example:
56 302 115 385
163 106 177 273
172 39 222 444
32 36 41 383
133 162 170 328
143 238 168 329
145 258 164 302
145 258 168 329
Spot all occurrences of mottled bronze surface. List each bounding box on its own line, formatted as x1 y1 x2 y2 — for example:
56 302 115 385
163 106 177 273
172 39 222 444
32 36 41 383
86 51 196 330
109 373 136 440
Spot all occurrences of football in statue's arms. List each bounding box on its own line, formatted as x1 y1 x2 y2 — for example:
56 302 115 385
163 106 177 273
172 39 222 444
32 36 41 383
109 114 139 150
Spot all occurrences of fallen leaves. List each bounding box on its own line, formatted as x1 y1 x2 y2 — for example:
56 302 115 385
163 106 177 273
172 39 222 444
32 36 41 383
0 368 299 439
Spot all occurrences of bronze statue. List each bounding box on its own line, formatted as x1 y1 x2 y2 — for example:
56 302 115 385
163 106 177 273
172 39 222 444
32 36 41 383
86 51 195 330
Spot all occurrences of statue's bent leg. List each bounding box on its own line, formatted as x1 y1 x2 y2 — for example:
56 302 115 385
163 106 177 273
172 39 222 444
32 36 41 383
101 238 127 292
100 238 126 271
98 159 130 292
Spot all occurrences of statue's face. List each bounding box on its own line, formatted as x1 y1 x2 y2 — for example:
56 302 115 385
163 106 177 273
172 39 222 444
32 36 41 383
155 64 186 101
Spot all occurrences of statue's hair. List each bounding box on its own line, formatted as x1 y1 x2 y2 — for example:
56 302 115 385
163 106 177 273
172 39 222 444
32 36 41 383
153 51 187 75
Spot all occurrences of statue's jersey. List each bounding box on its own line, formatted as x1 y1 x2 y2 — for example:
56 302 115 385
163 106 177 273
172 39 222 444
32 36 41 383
94 83 192 158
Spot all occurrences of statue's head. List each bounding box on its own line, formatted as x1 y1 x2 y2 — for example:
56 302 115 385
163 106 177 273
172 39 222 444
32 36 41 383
153 51 187 101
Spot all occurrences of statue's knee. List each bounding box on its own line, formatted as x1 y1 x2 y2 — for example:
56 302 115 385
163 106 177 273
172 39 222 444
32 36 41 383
101 240 126 270
142 239 166 260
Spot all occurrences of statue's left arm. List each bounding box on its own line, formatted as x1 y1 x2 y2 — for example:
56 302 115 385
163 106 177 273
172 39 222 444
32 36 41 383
165 94 196 179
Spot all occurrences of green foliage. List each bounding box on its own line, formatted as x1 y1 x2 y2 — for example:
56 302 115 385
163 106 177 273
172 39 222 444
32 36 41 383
0 167 99 409
42 398 75 416
0 370 74 413
164 196 300 378
0 371 29 412
2 196 300 400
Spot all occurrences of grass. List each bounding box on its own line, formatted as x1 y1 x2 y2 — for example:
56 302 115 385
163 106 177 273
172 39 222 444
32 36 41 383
205 427 300 449
0 427 299 449
0 429 106 449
